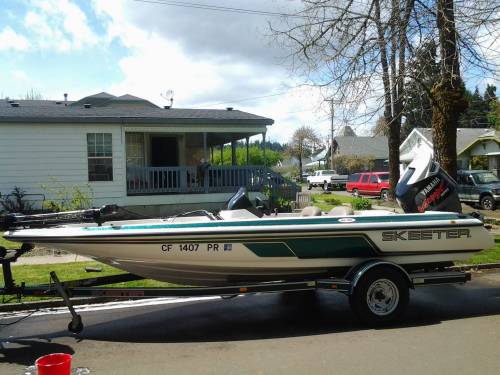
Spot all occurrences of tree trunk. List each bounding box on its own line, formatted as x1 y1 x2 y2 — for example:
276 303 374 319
374 0 398 199
431 0 467 180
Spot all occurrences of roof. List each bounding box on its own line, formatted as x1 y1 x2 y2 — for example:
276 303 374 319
333 136 388 159
0 93 274 126
415 127 494 153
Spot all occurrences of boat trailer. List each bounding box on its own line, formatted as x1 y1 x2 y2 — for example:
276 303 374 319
1 244 471 333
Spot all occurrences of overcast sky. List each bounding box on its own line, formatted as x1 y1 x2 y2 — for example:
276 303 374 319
0 0 498 143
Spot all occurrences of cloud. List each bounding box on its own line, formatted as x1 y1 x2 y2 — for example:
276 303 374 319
0 26 31 52
24 0 98 52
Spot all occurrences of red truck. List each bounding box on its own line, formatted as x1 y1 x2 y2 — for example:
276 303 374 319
346 172 390 200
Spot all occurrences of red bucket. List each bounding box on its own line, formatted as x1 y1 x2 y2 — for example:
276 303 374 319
35 353 72 375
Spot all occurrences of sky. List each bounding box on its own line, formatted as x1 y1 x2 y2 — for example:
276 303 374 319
0 0 498 143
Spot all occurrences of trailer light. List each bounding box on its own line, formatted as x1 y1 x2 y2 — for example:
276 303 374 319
239 287 248 293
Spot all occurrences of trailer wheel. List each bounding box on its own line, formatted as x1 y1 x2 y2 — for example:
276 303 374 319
349 267 409 327
68 314 83 334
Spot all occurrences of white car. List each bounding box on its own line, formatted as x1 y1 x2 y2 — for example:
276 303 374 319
306 170 349 190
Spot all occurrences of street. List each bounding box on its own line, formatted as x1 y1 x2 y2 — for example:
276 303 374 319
1 272 499 375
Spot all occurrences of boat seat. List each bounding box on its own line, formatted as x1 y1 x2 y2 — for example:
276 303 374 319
301 206 322 217
328 206 354 216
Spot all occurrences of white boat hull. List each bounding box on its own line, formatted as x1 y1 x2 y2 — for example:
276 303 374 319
5 211 493 285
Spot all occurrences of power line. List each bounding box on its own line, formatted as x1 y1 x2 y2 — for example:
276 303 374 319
132 0 308 19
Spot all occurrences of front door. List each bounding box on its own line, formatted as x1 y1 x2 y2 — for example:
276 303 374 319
151 137 178 166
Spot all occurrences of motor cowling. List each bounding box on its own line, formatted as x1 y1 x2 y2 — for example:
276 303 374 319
396 153 462 213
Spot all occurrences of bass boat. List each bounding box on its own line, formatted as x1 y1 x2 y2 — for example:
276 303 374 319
2 155 494 286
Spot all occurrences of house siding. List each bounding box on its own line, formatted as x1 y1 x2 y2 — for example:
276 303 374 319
0 123 126 207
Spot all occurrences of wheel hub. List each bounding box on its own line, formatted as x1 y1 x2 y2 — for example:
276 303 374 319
366 279 399 316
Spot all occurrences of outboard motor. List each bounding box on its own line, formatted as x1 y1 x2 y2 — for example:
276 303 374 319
226 187 254 210
396 153 462 213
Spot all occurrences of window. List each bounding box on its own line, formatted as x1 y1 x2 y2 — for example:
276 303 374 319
126 133 145 168
370 175 378 183
87 133 113 181
348 174 360 182
361 174 369 183
378 173 389 181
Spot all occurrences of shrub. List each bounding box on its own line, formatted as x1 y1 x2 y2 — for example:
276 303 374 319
352 197 372 210
41 179 94 212
0 186 35 213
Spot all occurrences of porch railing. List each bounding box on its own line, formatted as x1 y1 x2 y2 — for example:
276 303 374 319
126 165 300 200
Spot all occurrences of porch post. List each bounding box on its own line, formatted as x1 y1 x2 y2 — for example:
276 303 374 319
203 132 208 161
220 144 224 165
210 147 214 164
262 132 267 167
246 137 249 165
231 141 237 166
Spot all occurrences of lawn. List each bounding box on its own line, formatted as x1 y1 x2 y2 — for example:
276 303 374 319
0 261 178 304
0 232 22 250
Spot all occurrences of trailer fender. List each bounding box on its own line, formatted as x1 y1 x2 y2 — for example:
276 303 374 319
345 259 413 294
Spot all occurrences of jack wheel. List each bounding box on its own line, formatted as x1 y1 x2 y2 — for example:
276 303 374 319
68 315 84 334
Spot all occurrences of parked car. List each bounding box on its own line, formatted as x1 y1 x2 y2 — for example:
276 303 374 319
306 170 349 190
456 170 500 210
346 172 390 199
296 172 310 183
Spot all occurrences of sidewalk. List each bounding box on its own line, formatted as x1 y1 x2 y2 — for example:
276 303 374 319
12 254 92 266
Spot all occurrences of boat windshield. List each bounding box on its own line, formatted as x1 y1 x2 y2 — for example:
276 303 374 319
472 172 500 184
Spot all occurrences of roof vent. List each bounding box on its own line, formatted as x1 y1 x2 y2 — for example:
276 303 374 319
164 105 171 109
84 103 92 109
226 107 233 111
10 102 19 107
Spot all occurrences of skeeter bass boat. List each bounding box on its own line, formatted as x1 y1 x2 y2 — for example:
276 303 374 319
2 156 494 286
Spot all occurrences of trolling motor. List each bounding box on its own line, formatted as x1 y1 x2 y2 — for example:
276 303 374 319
396 153 462 214
0 204 120 231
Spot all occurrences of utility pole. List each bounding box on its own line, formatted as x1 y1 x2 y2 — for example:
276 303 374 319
325 99 337 170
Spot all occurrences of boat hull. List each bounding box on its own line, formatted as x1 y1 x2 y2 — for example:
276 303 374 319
6 213 493 285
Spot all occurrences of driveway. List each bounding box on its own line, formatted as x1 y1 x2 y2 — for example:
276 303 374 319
1 272 499 375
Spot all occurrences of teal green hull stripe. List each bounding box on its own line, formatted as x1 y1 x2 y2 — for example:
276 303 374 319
244 236 377 258
244 243 295 257
84 213 462 232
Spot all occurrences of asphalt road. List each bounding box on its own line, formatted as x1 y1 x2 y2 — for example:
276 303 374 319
1 272 499 375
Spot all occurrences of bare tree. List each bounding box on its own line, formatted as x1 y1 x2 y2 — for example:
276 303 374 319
272 0 498 191
287 126 320 180
272 0 415 198
24 89 43 100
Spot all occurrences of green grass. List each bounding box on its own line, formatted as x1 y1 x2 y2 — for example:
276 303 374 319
456 237 500 265
0 261 178 304
310 193 355 211
0 232 22 250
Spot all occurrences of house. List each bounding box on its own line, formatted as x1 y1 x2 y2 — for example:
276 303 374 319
330 135 389 173
399 127 499 175
0 92 297 215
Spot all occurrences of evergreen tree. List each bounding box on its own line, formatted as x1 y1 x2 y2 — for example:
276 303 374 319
401 41 440 140
459 86 491 128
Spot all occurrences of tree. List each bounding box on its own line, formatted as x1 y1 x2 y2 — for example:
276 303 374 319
458 87 490 128
401 41 440 140
372 116 389 137
272 0 417 199
287 126 320 181
212 145 282 167
24 89 43 100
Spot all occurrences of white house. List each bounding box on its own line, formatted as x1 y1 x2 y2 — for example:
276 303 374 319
0 92 296 215
400 127 500 174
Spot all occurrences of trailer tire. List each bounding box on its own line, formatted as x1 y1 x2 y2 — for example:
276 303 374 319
349 267 409 327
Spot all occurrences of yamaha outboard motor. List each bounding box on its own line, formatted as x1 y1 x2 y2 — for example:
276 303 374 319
396 153 462 213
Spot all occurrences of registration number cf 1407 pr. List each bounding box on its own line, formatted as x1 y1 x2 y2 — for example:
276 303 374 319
161 243 232 252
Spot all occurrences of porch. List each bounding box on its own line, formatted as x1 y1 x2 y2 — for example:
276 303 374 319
126 165 299 200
